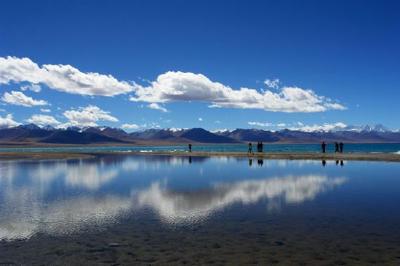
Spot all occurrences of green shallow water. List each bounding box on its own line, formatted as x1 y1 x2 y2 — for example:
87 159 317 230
1 142 400 154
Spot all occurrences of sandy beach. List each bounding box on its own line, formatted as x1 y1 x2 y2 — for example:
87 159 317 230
1 151 400 162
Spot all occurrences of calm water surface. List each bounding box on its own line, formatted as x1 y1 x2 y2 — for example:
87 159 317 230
1 155 400 265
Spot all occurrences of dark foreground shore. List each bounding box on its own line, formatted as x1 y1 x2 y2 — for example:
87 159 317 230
1 151 400 162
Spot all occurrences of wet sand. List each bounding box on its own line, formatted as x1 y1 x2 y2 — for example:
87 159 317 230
1 151 400 162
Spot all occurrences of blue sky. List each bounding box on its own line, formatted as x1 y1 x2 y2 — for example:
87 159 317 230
0 0 399 131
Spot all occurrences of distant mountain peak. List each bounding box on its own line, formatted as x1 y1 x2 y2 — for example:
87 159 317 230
18 123 41 130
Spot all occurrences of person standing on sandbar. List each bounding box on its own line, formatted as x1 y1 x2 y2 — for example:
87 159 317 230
188 143 192 153
321 141 327 153
248 142 253 154
339 142 344 153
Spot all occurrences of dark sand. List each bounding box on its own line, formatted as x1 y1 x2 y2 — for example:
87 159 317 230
1 151 400 162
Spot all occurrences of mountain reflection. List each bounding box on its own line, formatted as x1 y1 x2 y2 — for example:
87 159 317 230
0 156 346 240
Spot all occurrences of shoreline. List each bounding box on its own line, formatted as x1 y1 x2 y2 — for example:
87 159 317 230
1 142 400 149
1 151 400 162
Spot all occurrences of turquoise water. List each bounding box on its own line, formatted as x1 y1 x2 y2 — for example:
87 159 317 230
1 155 400 264
1 142 400 153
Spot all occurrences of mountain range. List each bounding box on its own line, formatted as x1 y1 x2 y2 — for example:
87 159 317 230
0 124 399 145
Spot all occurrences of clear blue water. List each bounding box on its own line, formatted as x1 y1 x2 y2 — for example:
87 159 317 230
1 155 400 264
1 142 400 153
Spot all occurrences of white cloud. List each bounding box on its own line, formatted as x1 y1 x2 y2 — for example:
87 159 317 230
248 121 348 132
248 121 272 127
40 108 51 113
62 105 118 127
141 122 161 129
147 103 168 112
0 56 133 96
121 123 140 131
130 71 345 113
26 114 61 127
290 122 348 132
1 91 48 107
21 84 41 93
264 78 280 89
198 117 203 122
0 114 20 128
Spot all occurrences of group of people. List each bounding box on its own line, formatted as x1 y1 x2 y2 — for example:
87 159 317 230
248 142 264 154
321 141 344 153
190 141 344 154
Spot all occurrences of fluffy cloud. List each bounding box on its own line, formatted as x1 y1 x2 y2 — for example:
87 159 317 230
40 108 51 113
264 78 280 89
1 91 48 107
62 105 118 127
26 114 61 127
248 121 272 127
130 71 346 113
121 123 140 131
0 114 20 128
21 84 41 93
0 56 133 96
247 121 348 132
147 103 168 112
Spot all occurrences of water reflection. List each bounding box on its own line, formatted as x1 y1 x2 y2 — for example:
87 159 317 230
137 175 345 223
0 156 346 241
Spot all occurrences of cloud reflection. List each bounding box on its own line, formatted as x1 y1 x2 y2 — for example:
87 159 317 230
137 175 346 223
0 170 345 240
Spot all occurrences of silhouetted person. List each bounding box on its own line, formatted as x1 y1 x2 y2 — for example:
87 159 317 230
339 142 344 153
321 141 327 153
335 142 339 153
257 141 264 153
322 159 326 167
249 158 253 167
336 160 339 165
340 160 344 167
257 158 264 166
248 142 253 154
188 143 192 152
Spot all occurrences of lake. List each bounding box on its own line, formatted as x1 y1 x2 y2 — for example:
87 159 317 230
1 155 400 265
1 142 400 154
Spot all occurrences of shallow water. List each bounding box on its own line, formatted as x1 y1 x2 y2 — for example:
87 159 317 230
1 142 400 154
1 155 400 265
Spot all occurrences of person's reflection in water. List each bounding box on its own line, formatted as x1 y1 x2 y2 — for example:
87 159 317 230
248 158 253 167
188 156 192 164
340 160 344 167
322 160 326 167
257 159 264 166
